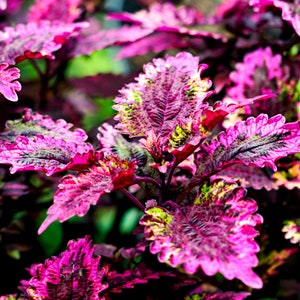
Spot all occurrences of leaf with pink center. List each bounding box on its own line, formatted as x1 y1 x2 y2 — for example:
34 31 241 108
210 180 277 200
140 180 263 288
0 63 21 101
0 108 94 175
21 236 108 299
28 0 82 23
0 20 87 65
194 114 300 182
38 154 137 234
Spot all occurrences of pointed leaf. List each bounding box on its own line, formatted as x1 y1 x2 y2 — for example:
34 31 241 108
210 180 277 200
38 154 137 234
195 114 300 181
0 21 87 65
0 109 94 175
140 180 263 289
0 63 21 101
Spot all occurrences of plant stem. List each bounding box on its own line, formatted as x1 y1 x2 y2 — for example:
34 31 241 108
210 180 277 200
134 176 161 188
120 188 145 211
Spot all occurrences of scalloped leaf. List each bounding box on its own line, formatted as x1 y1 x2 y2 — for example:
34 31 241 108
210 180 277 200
0 108 94 175
113 52 213 150
140 180 263 289
0 21 87 65
38 154 137 234
0 63 21 101
194 114 300 181
200 291 251 300
21 236 108 299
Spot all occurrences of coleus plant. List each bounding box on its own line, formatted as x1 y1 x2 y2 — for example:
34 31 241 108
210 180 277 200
0 51 299 298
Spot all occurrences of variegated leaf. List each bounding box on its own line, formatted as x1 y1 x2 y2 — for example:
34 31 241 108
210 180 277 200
140 180 263 289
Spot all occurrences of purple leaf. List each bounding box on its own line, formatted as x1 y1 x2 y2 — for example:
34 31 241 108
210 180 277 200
38 154 137 234
0 63 21 101
195 114 300 180
0 108 94 175
140 180 263 288
113 51 213 151
0 21 87 65
27 0 82 23
106 263 160 293
20 236 108 299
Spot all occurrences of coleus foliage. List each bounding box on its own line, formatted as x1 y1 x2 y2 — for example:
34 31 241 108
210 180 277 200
0 51 299 293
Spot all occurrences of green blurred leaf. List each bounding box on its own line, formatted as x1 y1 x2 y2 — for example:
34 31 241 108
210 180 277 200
37 210 63 256
82 98 115 131
94 206 117 243
65 48 127 78
119 207 143 235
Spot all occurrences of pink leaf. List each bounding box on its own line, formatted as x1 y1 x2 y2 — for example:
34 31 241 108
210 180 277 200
113 52 213 151
0 108 94 175
20 236 108 299
38 154 137 234
28 0 82 23
0 63 21 101
195 114 300 180
140 180 263 289
0 21 87 65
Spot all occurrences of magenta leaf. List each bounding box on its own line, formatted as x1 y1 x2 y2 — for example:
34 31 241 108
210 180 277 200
0 63 21 101
0 21 87 65
20 236 108 299
28 0 82 23
38 154 137 234
0 108 94 175
194 114 300 181
140 180 263 288
113 52 213 153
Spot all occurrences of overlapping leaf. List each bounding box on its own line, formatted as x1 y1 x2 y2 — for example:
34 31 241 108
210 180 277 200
194 114 300 181
0 20 87 65
0 63 21 101
0 108 94 175
38 154 137 234
140 180 263 288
